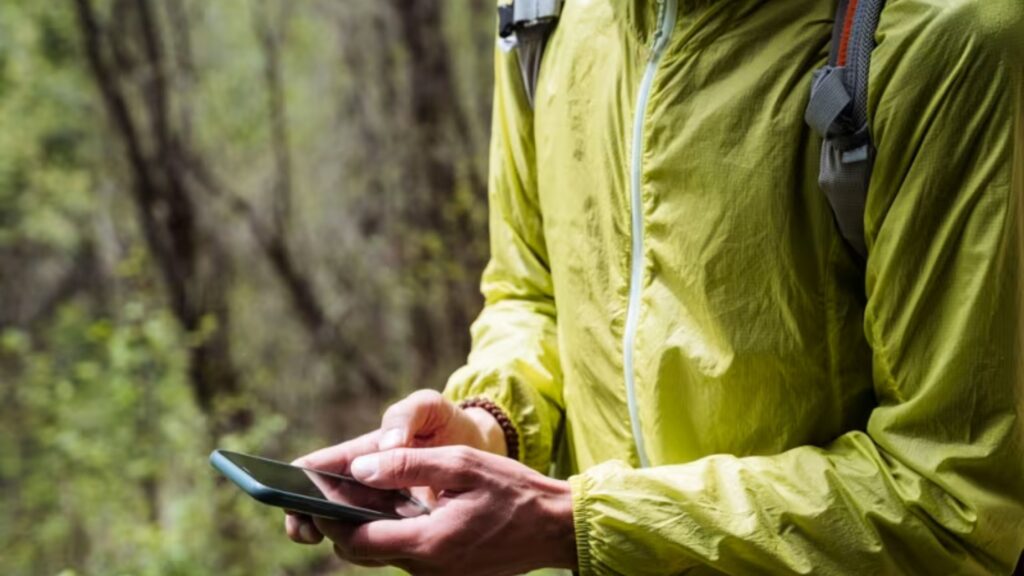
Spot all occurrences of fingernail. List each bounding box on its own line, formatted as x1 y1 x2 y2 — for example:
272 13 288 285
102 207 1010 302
379 428 406 450
350 454 379 482
299 522 316 543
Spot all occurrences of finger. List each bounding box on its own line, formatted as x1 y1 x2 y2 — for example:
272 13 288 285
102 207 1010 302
315 515 431 561
379 390 456 451
293 430 381 474
408 486 438 510
285 512 323 544
350 446 481 491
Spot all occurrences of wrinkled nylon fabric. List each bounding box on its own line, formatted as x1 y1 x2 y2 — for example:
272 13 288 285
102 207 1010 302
444 0 1024 573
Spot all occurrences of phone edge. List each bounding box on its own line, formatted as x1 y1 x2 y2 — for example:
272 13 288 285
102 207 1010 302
208 449 402 523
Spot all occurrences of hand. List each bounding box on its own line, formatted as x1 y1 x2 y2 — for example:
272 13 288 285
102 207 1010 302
315 446 577 575
285 390 508 545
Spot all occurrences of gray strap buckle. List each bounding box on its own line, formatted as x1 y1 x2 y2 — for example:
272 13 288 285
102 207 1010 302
499 0 562 39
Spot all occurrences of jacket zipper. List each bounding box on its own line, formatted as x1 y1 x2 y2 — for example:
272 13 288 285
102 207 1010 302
623 0 678 469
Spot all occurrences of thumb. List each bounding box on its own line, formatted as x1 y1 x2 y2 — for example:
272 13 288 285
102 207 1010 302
350 447 479 491
378 390 455 451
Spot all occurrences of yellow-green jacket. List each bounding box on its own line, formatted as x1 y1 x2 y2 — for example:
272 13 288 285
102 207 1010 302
444 0 1024 573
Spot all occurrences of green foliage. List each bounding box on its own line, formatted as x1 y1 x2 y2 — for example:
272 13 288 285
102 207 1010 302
0 1 97 250
1 295 194 573
0 263 341 575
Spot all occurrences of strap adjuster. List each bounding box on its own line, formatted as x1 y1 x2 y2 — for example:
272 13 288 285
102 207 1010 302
498 0 562 38
805 66 853 138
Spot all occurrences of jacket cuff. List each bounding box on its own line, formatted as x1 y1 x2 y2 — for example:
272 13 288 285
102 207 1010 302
570 460 701 576
570 473 596 575
443 364 556 472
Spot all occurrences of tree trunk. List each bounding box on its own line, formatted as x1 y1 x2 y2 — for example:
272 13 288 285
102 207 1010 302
389 0 488 386
73 0 249 434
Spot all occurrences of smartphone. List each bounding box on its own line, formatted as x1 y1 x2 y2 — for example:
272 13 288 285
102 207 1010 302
209 449 429 523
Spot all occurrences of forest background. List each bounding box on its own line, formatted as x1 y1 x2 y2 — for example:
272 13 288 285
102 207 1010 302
0 1 500 574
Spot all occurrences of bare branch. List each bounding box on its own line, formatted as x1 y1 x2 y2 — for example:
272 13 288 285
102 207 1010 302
180 148 390 396
254 0 295 235
73 0 182 316
163 0 196 140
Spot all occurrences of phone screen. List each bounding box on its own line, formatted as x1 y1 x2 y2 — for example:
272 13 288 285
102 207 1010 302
220 451 426 518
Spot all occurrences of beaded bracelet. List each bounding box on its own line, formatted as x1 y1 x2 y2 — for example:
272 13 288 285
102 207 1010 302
458 397 520 462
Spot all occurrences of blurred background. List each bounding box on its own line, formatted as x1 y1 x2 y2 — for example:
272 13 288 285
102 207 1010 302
0 1 497 573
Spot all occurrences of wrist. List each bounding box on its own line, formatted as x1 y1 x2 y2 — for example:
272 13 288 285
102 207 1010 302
463 406 508 457
458 397 519 460
534 477 578 570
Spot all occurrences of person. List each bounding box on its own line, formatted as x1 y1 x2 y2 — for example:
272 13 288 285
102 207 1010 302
285 0 1024 573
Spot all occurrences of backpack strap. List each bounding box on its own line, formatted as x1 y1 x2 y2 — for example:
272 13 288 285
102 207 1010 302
497 0 562 108
805 0 886 260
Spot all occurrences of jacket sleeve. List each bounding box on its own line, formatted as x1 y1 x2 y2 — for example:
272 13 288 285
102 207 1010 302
570 7 1024 575
442 35 564 473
